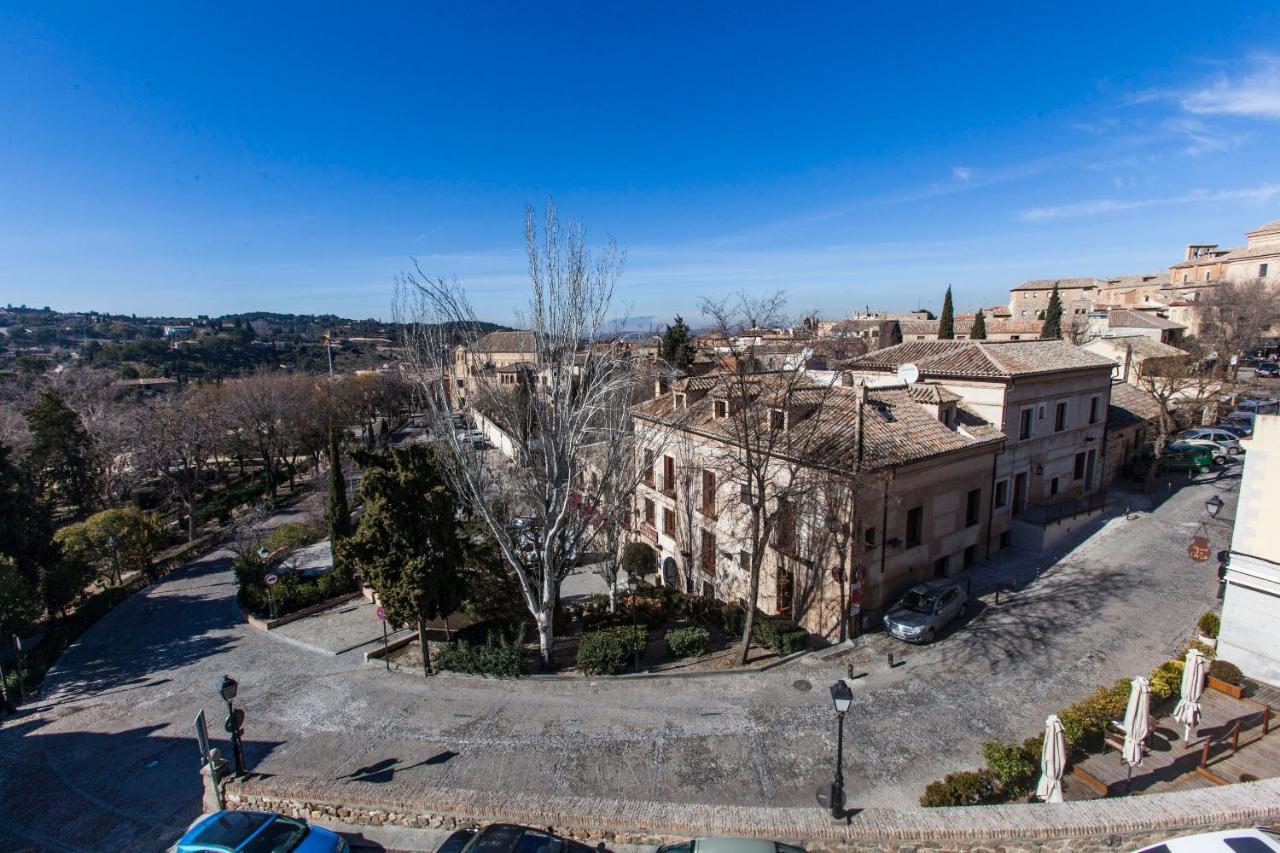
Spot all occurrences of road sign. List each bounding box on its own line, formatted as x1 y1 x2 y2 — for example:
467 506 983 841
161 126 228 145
375 605 386 621
1188 535 1211 562
264 573 278 586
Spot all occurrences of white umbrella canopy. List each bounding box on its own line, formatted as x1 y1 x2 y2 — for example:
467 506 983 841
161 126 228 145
1174 649 1208 745
1122 676 1151 768
1035 714 1067 803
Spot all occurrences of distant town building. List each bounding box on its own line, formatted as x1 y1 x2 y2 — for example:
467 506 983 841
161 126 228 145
1009 279 1103 321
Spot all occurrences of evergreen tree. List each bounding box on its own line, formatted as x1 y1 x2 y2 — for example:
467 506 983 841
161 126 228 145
0 443 60 591
660 315 695 369
326 428 351 542
24 389 98 515
1041 284 1064 339
969 309 987 340
0 556 37 639
938 287 955 339
339 446 464 676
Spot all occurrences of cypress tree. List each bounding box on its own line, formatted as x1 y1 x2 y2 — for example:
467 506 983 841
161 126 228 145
970 309 987 340
661 315 695 369
938 286 955 339
1041 284 1064 339
326 428 351 541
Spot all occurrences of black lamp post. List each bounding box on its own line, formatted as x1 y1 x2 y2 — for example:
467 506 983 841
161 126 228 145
219 675 246 777
1205 495 1225 518
828 679 853 819
627 573 641 672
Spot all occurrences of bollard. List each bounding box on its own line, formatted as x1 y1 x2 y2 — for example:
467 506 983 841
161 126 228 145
847 662 854 681
995 588 1001 605
887 651 894 668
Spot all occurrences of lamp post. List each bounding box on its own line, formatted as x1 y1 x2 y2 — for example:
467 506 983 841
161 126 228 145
258 547 276 620
219 675 246 777
627 573 641 672
1205 495 1225 519
107 535 120 585
828 679 853 819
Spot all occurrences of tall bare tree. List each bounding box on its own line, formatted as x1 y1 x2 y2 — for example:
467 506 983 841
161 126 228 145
1135 349 1222 486
134 387 224 541
1198 279 1280 377
222 370 314 498
396 202 644 665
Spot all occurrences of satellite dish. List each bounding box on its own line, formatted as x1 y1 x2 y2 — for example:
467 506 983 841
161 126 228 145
896 363 920 383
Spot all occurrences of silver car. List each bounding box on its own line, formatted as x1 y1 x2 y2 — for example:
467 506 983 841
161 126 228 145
1179 428 1243 456
884 579 968 643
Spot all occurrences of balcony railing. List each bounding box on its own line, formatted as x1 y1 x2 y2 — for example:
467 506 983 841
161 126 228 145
1014 492 1107 526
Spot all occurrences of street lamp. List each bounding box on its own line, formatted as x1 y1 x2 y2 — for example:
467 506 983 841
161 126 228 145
827 679 853 820
106 535 120 585
219 675 246 777
627 574 641 672
1205 495 1225 518
257 546 269 562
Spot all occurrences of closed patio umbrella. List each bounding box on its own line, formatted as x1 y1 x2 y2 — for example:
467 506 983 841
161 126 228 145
1121 676 1151 791
1174 649 1208 746
1035 714 1066 803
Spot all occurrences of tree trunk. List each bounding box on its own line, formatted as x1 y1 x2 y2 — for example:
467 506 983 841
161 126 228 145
188 496 198 543
418 618 432 677
536 610 553 669
737 568 761 666
607 578 617 613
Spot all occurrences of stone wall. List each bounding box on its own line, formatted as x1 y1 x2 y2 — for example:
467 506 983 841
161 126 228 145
219 773 1280 852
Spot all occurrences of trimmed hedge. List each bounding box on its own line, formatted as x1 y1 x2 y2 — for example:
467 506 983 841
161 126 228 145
1209 659 1243 686
919 770 998 807
233 555 358 619
665 626 711 658
435 627 525 678
752 616 809 654
576 625 647 675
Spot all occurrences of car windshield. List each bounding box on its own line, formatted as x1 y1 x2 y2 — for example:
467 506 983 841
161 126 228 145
192 812 273 850
898 590 938 613
240 817 309 853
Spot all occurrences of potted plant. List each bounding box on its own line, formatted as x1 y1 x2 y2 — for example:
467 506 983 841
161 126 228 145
1206 659 1245 699
1197 611 1220 649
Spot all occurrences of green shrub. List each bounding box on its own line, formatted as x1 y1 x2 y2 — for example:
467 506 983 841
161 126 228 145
1209 659 1244 686
1185 638 1218 661
435 627 525 678
980 741 1037 799
621 542 656 579
752 616 809 654
919 770 998 807
665 626 711 658
1058 681 1130 752
456 616 523 645
1197 611 1220 639
576 625 646 675
1149 659 1185 702
233 553 357 619
263 522 321 553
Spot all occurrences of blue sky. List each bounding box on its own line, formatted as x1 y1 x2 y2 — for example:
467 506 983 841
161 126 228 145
2 3 1279 325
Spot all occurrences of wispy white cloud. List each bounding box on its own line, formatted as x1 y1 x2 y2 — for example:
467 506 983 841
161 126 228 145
1182 55 1280 119
1161 117 1250 156
951 166 972 180
1019 183 1280 222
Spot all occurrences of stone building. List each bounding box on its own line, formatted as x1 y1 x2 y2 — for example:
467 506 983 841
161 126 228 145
1101 380 1162 484
1082 335 1188 385
451 330 537 408
1167 219 1280 287
1009 278 1104 321
1084 308 1186 347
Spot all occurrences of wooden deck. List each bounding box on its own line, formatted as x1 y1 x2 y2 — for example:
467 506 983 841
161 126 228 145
1069 684 1277 798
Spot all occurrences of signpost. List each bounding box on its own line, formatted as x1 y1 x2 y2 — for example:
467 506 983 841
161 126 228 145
376 605 389 670
264 573 279 620
1188 535 1211 562
12 634 23 702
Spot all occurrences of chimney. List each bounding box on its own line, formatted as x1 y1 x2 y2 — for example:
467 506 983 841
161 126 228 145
1122 343 1133 383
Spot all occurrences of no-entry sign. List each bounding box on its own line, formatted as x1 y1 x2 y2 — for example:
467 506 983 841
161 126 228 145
375 605 386 621
264 573 279 586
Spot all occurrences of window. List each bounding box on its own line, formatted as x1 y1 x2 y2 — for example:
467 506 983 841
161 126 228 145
643 449 655 487
713 399 728 419
963 545 976 568
739 479 752 504
863 526 877 547
675 392 687 408
966 488 981 527
775 498 797 553
934 556 948 578
1088 395 1100 424
1261 263 1269 278
1074 451 1086 481
700 529 716 575
999 530 1011 549
1019 408 1034 440
662 455 675 494
643 498 655 526
1049 476 1060 497
905 506 923 548
1204 271 1211 281
740 550 751 570
770 408 786 431
776 562 794 614
994 479 1008 509
1010 334 1020 341
1054 401 1068 432
701 469 716 515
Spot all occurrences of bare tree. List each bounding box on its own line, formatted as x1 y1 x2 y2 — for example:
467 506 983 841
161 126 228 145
697 291 839 665
1198 279 1280 377
221 370 314 499
134 386 224 542
396 202 645 665
1135 350 1222 486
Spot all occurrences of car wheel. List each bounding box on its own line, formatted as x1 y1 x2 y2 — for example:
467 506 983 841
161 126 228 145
923 628 936 643
1214 455 1226 466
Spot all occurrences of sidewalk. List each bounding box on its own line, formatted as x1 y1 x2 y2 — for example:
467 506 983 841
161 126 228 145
272 597 414 655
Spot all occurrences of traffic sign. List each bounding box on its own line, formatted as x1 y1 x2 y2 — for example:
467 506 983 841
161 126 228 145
264 573 278 586
1188 535 1211 562
375 605 386 621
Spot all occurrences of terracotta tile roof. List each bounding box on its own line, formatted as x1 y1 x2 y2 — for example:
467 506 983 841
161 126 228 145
1107 309 1185 331
1011 278 1105 292
473 330 537 353
849 339 1115 379
907 383 962 404
899 319 940 335
1087 335 1187 360
1107 382 1162 429
632 375 1003 472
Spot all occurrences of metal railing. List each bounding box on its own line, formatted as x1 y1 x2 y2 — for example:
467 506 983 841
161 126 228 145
1199 704 1273 769
1014 491 1108 526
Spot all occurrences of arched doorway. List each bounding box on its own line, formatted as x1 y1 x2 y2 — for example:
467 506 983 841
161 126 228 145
661 556 679 588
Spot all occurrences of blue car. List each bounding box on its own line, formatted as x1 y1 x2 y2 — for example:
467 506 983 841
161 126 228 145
174 810 348 853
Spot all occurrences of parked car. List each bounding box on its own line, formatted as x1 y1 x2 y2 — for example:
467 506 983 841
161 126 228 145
1134 827 1280 853
1156 442 1215 474
1179 428 1244 455
174 810 348 853
448 823 595 853
1256 362 1280 378
658 839 806 853
435 828 478 853
1236 398 1280 415
883 579 968 643
1173 439 1232 465
1216 419 1254 439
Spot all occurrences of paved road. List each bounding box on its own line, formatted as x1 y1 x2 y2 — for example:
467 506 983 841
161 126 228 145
0 475 1235 852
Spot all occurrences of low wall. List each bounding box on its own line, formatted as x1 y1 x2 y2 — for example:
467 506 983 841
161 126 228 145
244 591 365 631
219 773 1280 852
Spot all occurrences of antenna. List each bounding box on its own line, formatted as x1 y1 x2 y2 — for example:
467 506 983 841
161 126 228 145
896 363 920 383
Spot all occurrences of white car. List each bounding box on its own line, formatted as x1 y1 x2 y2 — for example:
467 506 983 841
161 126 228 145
1179 428 1244 455
1175 438 1232 465
1134 827 1280 853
